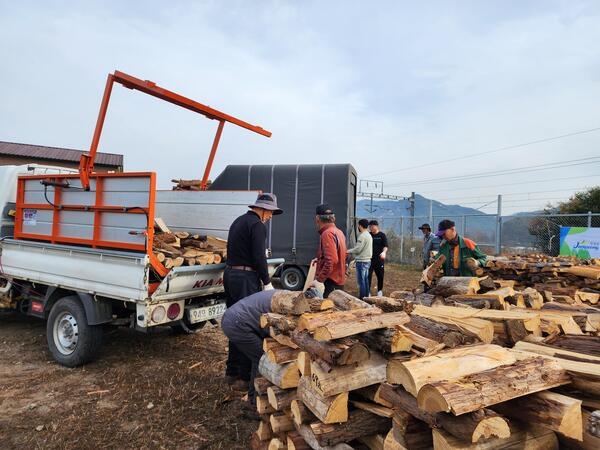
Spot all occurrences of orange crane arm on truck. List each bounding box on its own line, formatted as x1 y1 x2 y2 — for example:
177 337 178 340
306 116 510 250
79 70 272 191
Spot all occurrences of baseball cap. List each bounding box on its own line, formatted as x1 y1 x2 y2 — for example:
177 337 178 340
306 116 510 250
316 204 334 215
435 219 455 238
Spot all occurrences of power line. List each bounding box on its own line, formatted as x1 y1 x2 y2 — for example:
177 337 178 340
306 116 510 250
416 173 600 195
386 157 600 187
365 126 600 178
435 187 588 202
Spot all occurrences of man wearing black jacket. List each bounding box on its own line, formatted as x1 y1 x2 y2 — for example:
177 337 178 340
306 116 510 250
368 220 388 297
224 193 283 390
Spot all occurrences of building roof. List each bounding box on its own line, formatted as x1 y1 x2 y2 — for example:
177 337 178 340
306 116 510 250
0 141 123 167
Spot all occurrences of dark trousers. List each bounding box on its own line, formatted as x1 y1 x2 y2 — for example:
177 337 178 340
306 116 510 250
324 279 344 298
223 267 261 381
221 316 264 405
368 259 385 293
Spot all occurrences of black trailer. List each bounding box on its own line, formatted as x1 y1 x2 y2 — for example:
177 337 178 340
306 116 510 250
209 164 357 290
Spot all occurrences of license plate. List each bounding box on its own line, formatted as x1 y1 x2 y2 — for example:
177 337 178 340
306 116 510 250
188 303 226 324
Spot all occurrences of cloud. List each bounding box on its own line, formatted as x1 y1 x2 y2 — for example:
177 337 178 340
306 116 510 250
0 0 599 213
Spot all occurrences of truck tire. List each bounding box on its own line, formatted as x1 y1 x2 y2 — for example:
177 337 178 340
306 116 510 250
280 266 305 291
46 296 103 367
170 318 206 335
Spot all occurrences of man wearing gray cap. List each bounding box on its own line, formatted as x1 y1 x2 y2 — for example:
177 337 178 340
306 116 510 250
224 193 283 390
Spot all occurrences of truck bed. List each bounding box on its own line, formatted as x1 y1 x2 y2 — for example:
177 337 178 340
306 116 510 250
0 238 283 302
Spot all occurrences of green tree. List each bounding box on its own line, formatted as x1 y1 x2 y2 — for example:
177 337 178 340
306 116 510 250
557 186 600 214
527 186 599 255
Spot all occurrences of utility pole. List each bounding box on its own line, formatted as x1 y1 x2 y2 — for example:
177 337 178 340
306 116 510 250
495 194 502 255
409 192 415 241
357 180 411 235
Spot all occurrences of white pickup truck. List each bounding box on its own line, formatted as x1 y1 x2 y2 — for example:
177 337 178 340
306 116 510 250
0 164 283 367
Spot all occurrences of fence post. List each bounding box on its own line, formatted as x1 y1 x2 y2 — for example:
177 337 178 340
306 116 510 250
429 199 433 225
589 211 593 228
495 194 502 255
400 217 404 264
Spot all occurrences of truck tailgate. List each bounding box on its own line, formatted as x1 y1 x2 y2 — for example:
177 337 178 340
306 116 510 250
0 239 148 301
150 258 285 302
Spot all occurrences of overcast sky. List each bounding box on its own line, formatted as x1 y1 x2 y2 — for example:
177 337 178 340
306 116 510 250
1 0 599 214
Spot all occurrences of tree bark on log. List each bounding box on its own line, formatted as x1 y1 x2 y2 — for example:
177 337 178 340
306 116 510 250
313 311 410 341
310 353 387 397
295 425 355 450
290 330 370 366
446 294 505 310
403 315 477 348
296 308 382 332
309 409 391 447
328 290 373 310
361 326 444 355
417 356 571 415
286 431 311 450
254 377 274 396
270 412 294 434
431 423 558 450
386 344 516 397
258 355 300 389
260 313 297 332
428 276 480 296
263 338 301 364
271 291 311 315
296 376 348 424
362 296 415 314
379 383 510 443
267 385 298 411
493 391 582 441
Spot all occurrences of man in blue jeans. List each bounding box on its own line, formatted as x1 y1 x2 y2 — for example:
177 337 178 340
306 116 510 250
347 218 373 299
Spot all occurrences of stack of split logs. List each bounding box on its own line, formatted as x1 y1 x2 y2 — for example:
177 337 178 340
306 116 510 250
484 254 600 299
249 279 600 450
152 218 226 269
170 178 206 190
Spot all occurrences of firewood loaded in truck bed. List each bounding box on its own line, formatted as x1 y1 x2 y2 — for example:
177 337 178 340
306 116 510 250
0 71 283 367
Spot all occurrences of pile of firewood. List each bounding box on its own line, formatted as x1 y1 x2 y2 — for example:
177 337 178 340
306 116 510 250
484 255 600 297
249 280 600 449
170 178 209 190
152 218 226 269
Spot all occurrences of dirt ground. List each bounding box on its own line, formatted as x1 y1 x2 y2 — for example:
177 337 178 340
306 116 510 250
0 264 421 450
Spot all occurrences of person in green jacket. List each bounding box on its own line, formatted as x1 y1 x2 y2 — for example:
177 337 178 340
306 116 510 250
434 219 487 276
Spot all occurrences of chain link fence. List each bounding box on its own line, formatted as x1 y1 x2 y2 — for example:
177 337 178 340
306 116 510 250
358 212 600 265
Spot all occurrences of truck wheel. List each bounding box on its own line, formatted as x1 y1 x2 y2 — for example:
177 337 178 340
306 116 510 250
280 266 305 291
46 296 103 367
